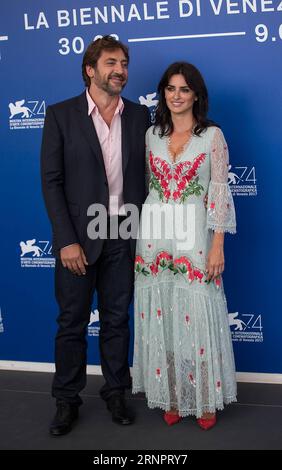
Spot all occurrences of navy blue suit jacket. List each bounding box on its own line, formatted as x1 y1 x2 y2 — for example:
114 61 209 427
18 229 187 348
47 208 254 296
41 91 150 264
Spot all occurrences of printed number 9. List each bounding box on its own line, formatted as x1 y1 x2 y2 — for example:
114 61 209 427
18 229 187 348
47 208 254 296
255 24 268 43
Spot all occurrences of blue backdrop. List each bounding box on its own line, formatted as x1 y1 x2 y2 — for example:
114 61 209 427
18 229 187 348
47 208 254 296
1 0 281 374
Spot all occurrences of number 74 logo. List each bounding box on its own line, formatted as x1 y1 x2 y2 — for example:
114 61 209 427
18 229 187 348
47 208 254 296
228 166 256 185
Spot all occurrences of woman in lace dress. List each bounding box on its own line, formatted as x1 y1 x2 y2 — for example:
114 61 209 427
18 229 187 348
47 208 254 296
132 62 237 429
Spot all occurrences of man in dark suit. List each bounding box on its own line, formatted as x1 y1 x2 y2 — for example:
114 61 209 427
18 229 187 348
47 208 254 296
41 36 150 435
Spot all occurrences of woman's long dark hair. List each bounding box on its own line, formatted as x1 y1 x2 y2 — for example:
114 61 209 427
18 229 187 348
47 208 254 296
154 62 217 137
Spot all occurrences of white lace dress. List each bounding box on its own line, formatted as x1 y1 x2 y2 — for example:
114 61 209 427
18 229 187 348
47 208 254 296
132 125 237 417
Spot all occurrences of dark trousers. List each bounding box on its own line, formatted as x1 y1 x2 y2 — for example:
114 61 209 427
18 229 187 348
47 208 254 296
52 236 134 405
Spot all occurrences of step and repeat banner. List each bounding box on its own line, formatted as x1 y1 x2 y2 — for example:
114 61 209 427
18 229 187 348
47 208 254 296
0 1 281 374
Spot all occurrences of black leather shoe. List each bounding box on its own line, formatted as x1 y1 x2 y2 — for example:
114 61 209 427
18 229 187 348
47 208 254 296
106 395 134 425
49 402 79 436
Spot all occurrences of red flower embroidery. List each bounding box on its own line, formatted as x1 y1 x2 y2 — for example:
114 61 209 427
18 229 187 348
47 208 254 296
149 153 206 203
136 251 208 285
194 269 204 282
156 251 173 267
134 256 145 273
188 271 195 283
156 368 162 380
200 348 205 356
178 179 186 190
188 374 196 386
174 256 192 270
135 255 144 265
150 263 158 275
185 314 191 327
163 189 171 199
173 190 181 200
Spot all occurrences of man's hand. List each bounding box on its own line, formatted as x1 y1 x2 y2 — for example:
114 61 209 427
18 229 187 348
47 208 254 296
60 244 88 275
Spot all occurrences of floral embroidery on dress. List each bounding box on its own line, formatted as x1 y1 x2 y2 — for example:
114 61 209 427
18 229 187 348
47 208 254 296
188 373 196 387
133 127 237 417
134 251 221 288
156 368 161 381
149 152 206 203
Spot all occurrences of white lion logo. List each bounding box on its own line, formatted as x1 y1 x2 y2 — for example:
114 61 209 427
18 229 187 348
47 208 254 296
228 165 241 185
20 239 43 257
139 92 158 108
88 309 100 326
9 100 35 119
228 312 246 331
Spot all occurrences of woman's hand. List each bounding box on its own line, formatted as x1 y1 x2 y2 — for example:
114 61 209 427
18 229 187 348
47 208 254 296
206 233 225 281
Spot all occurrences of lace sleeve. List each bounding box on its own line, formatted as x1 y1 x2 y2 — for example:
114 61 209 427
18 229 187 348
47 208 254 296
206 128 236 234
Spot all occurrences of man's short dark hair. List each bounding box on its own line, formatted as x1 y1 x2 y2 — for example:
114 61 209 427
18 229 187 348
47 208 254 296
82 35 129 87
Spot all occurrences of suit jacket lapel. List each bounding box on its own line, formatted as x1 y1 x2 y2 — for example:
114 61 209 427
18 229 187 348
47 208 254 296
121 102 131 176
75 92 107 177
75 92 131 178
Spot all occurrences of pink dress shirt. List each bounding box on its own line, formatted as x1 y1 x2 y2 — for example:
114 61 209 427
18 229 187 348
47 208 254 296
86 89 125 216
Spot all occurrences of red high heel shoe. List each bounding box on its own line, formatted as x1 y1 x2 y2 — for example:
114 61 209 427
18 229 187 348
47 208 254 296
197 414 216 430
163 411 182 426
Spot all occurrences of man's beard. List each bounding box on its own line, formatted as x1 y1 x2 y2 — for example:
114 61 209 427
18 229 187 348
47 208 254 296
95 72 127 96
